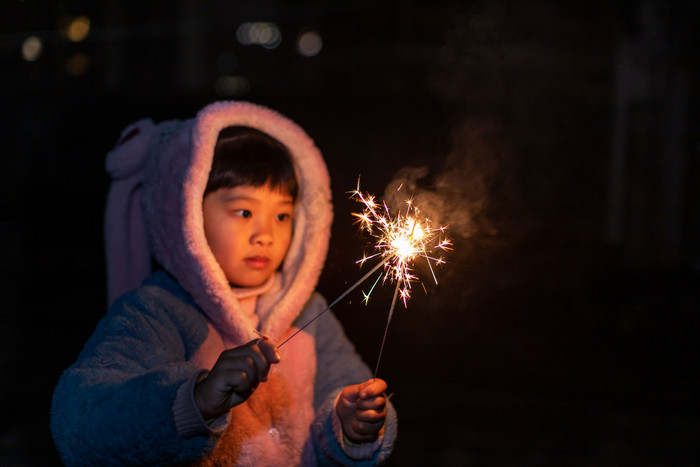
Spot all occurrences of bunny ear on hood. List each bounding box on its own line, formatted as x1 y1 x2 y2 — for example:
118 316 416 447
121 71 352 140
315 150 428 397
104 117 170 305
104 101 333 346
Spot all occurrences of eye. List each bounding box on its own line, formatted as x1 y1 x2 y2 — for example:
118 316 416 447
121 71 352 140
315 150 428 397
276 213 292 222
234 209 252 219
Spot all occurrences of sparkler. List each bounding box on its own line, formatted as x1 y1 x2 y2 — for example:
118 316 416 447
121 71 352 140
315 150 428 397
278 179 451 378
348 180 452 376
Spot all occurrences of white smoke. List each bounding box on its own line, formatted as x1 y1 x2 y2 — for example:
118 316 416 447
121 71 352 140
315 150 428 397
382 120 503 243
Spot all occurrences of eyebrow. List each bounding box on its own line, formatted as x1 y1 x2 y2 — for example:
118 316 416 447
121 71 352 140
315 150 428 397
221 194 256 203
221 194 294 206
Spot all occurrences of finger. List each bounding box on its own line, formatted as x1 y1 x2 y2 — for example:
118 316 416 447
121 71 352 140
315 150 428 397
249 341 276 382
223 371 256 408
195 368 255 418
220 342 270 382
208 367 253 396
356 395 386 411
213 353 260 385
359 378 387 399
340 383 362 403
258 339 281 364
245 340 278 382
351 419 385 439
354 409 387 424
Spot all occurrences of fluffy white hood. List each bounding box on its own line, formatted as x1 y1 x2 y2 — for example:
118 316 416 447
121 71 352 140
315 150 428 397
104 101 333 345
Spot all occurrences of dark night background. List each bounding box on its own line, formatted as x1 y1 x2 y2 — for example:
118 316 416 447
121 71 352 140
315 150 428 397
2 1 699 465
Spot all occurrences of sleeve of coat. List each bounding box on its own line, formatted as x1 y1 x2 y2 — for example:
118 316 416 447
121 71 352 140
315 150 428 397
306 293 398 465
50 284 220 466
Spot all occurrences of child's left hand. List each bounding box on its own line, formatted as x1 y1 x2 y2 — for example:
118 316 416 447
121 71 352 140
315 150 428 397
336 378 388 444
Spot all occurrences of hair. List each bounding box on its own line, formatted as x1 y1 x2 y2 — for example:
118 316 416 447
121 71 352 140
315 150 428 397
204 126 298 200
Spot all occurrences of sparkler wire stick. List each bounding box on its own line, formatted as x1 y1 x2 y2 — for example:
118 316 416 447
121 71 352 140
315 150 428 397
349 181 452 377
277 254 393 348
373 282 400 378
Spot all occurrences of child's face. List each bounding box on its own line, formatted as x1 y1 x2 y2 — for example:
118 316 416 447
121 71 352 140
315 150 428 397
202 184 294 288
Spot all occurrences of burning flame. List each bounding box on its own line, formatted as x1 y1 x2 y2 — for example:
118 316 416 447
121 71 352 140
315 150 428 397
349 180 451 307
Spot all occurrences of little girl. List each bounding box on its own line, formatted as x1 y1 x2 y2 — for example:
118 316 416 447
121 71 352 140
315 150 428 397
50 101 397 465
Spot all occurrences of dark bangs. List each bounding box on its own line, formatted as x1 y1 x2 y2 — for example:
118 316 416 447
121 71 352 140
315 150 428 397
204 126 298 200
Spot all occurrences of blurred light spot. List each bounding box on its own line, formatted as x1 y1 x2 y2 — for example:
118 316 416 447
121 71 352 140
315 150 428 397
67 15 90 42
236 23 253 45
215 75 249 97
254 22 281 49
297 31 322 57
236 22 281 49
216 51 239 74
65 53 91 76
22 36 42 62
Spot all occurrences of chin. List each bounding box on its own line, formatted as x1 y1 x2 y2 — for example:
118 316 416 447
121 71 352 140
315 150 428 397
229 275 270 289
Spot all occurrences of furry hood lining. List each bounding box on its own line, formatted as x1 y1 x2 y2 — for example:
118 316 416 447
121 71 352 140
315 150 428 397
105 101 332 345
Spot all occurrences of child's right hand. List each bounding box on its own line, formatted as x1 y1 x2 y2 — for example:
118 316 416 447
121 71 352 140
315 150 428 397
194 339 280 420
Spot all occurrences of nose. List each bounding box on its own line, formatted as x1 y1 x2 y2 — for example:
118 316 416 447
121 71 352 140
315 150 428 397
251 218 273 246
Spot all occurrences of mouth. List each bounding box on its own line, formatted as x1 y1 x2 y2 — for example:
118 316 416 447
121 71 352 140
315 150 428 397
244 255 271 269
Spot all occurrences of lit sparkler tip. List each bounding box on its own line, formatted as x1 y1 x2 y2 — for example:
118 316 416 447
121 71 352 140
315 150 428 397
350 180 452 308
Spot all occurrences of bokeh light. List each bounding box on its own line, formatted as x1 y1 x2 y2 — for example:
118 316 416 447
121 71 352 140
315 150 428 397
66 16 91 42
65 53 91 76
297 30 322 57
21 36 43 62
215 75 250 97
236 22 281 49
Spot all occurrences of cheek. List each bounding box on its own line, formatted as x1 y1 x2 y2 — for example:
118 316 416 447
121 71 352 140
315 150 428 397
282 226 293 249
204 222 223 251
276 227 293 258
205 220 240 261
211 233 231 258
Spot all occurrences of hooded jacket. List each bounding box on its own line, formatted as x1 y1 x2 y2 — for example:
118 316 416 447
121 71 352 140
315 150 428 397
50 101 397 466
